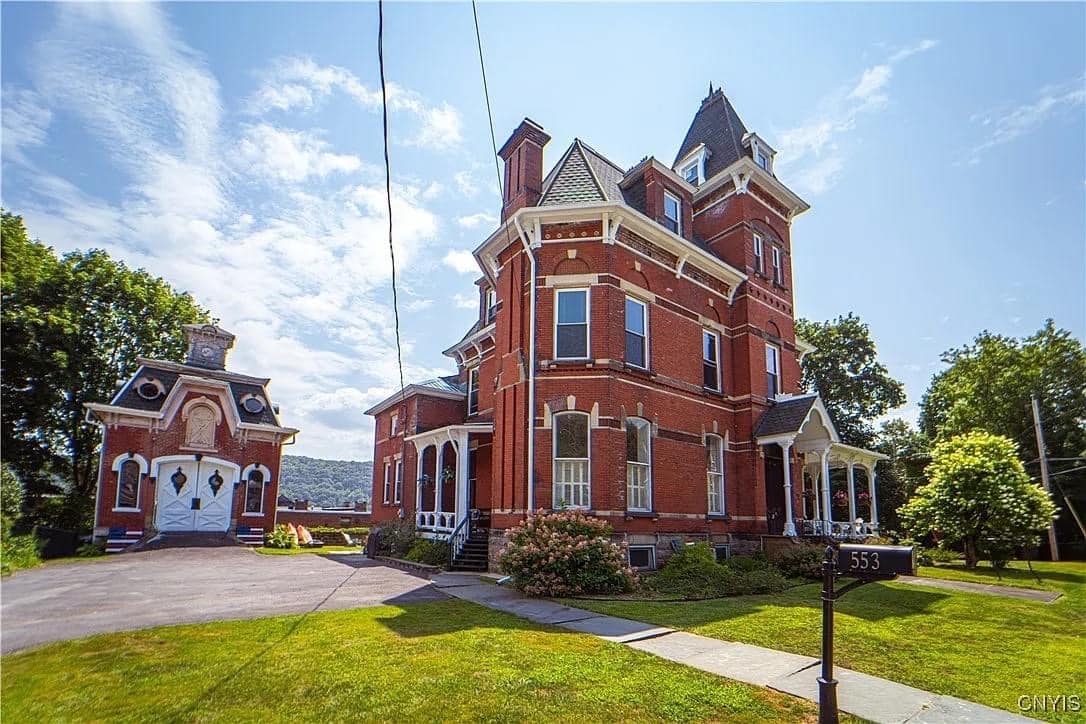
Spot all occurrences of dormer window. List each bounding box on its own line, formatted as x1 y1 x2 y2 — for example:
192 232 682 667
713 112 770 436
744 133 776 175
675 144 709 186
663 191 681 235
682 162 700 185
756 148 771 171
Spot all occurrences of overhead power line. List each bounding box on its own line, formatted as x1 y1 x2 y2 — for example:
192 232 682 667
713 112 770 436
472 1 503 199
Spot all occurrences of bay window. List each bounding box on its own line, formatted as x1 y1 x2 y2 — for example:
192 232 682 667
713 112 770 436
626 418 652 512
555 288 589 359
553 412 590 509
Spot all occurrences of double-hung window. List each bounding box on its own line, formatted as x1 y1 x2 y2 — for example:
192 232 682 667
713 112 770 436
485 288 497 322
772 247 783 285
702 330 721 392
116 460 140 509
394 458 403 504
753 234 765 274
663 191 681 235
390 413 398 436
766 344 781 399
555 288 589 359
467 367 479 416
244 470 264 514
682 162 699 185
706 435 725 515
626 418 652 512
624 297 648 369
382 463 391 504
757 149 771 171
553 412 590 509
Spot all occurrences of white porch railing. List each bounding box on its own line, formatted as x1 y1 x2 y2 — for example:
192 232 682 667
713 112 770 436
799 519 878 540
416 510 456 534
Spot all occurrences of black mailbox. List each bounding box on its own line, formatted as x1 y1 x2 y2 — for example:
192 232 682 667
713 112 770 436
837 544 915 579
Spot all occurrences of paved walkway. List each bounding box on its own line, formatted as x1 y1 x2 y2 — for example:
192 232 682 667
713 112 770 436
897 576 1060 602
431 573 1033 724
1 548 445 653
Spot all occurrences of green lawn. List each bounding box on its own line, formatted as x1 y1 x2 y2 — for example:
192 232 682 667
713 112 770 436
2 599 819 723
917 559 1070 591
252 545 362 556
566 561 1086 722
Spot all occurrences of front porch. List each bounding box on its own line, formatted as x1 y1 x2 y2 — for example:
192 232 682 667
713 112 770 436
756 394 888 541
406 423 493 539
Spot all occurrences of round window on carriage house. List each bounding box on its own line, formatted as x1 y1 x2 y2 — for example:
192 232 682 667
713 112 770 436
241 394 266 415
135 377 165 401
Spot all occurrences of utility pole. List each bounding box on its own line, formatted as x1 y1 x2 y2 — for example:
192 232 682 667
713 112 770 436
1031 394 1060 562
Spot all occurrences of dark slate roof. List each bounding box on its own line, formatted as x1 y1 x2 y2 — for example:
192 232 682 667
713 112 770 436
579 141 627 202
111 362 281 426
539 139 629 207
752 395 818 437
673 89 751 180
416 376 466 395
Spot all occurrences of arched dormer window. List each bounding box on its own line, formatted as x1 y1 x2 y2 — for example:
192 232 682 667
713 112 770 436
553 412 590 509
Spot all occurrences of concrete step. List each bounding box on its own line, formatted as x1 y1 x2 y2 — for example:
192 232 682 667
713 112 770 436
130 532 243 552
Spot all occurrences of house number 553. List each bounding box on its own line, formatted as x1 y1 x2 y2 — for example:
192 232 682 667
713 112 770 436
850 550 880 570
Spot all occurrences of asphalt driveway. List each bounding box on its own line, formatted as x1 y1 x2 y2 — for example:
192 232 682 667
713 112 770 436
0 548 446 653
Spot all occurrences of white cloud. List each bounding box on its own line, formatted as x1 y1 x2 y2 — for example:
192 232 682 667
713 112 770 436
452 293 477 309
247 56 463 150
965 77 1085 164
443 249 478 274
11 4 452 460
1 87 52 162
457 212 498 229
775 39 937 195
236 123 363 182
454 170 479 197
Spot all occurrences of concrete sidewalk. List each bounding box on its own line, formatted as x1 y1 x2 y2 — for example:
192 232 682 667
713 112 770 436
431 573 1032 723
897 576 1061 603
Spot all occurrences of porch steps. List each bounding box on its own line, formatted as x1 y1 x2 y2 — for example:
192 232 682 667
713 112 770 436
449 531 489 572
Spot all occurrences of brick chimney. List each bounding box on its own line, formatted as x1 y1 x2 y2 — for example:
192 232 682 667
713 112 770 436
497 118 551 221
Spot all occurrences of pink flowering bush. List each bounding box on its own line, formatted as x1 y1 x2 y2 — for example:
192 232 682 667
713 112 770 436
499 510 636 596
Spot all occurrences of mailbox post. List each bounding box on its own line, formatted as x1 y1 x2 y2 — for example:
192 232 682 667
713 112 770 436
818 543 915 724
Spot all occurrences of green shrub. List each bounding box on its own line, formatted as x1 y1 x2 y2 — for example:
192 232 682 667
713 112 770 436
725 553 771 573
404 538 450 566
372 518 416 556
309 526 369 537
265 525 296 549
738 567 790 594
927 546 959 564
770 543 825 580
499 510 635 597
650 543 791 599
1 519 42 576
76 541 107 558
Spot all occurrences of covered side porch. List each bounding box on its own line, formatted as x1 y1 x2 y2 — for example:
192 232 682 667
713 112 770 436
756 394 888 540
406 422 493 538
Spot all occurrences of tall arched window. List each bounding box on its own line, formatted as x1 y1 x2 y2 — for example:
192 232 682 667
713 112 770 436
706 435 725 515
626 418 652 512
117 459 141 509
244 469 264 514
553 412 590 509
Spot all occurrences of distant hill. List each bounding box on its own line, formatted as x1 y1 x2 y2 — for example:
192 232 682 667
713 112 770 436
279 455 372 508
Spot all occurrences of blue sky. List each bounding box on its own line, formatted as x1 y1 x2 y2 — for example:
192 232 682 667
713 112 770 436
3 2 1083 460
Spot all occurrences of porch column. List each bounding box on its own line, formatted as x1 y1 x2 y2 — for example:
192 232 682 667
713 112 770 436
415 444 425 520
808 461 821 520
867 463 879 528
781 440 796 536
455 430 470 524
820 448 832 525
435 443 444 513
846 461 857 522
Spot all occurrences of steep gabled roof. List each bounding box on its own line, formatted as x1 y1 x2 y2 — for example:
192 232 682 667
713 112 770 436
674 88 751 180
752 394 819 438
539 139 626 206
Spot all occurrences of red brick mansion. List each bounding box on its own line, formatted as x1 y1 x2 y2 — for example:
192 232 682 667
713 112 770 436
366 88 886 570
85 324 298 550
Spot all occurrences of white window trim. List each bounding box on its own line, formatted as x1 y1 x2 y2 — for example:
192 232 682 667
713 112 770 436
243 479 265 515
713 544 731 562
766 343 781 399
112 453 149 511
625 418 652 512
628 545 657 570
553 412 591 509
702 329 721 392
390 413 399 436
467 367 480 416
383 462 391 504
394 457 403 504
663 191 682 236
707 434 726 516
624 296 649 370
241 463 271 515
680 161 701 186
553 287 591 361
772 247 783 284
753 233 765 274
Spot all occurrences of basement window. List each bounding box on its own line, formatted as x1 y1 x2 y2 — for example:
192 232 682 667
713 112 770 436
628 546 656 570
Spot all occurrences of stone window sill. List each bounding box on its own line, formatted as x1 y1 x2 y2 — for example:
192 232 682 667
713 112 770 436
112 507 141 513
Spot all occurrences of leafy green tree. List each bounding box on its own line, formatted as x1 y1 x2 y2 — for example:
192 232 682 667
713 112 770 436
1 212 210 530
796 314 906 447
1 464 25 522
900 432 1056 567
919 321 1086 547
873 419 930 533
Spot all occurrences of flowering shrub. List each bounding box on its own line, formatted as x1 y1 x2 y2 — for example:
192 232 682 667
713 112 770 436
499 510 636 596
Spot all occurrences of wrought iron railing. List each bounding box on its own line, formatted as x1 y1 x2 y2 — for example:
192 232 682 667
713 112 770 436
447 515 472 565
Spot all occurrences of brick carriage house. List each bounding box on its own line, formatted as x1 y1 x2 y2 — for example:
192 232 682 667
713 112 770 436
366 88 887 571
85 324 299 551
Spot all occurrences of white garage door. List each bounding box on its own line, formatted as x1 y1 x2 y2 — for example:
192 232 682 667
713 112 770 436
155 459 235 533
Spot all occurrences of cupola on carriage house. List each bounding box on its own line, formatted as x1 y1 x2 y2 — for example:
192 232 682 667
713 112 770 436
366 87 887 571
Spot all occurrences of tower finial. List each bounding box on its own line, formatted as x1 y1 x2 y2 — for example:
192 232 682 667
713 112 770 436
708 81 714 96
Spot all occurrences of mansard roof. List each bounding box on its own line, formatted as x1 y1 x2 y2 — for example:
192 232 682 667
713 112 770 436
539 139 627 206
673 88 751 180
